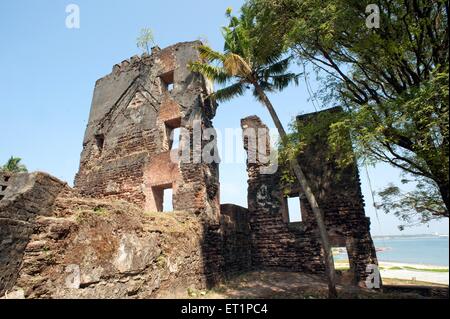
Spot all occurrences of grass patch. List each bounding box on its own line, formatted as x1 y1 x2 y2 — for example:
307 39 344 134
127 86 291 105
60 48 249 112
377 265 449 272
334 259 350 270
156 253 166 268
402 266 449 273
93 206 109 215
143 211 199 234
333 262 449 273
382 277 448 287
335 265 350 270
187 287 208 298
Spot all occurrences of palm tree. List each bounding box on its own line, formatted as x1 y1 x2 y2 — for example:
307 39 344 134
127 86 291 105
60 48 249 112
1 156 28 173
189 8 338 298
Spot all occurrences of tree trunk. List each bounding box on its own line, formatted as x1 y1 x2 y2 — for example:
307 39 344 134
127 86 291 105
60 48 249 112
436 180 450 217
253 83 338 298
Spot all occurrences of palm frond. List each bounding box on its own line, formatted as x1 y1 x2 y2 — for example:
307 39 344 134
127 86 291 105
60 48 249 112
261 50 284 66
261 56 292 80
214 81 247 102
223 53 252 78
258 80 275 92
197 45 225 63
191 8 299 108
222 27 236 53
189 62 232 84
269 73 301 90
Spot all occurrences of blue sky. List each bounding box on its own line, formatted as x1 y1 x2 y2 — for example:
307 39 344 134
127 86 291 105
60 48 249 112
0 0 448 235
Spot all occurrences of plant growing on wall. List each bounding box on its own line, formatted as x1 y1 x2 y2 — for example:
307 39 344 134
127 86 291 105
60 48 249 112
1 156 27 173
136 27 156 54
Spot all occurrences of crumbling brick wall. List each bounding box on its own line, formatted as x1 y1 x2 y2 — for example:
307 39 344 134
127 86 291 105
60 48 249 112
74 41 220 221
294 108 379 284
241 117 325 274
199 204 252 286
219 204 251 274
1 173 251 298
241 108 378 285
0 172 67 296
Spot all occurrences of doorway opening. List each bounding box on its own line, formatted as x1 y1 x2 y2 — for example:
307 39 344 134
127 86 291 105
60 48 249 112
163 188 173 212
151 183 174 212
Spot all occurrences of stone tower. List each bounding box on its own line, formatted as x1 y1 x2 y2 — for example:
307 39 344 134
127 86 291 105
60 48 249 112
74 41 220 220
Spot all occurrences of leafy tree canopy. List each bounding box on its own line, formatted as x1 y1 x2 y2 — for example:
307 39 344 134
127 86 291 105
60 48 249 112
189 6 300 104
244 0 449 221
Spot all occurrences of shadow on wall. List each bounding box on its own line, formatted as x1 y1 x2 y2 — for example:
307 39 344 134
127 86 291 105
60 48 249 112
200 204 252 288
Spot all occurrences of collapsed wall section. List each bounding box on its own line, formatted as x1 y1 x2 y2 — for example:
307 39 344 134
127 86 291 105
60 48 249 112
1 175 251 299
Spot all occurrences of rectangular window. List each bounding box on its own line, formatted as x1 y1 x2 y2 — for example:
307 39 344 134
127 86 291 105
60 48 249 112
170 127 180 150
95 134 105 152
287 196 302 222
164 117 181 151
332 246 350 270
160 71 174 92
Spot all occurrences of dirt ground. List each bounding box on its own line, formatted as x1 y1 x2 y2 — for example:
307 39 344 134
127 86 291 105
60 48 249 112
185 270 448 299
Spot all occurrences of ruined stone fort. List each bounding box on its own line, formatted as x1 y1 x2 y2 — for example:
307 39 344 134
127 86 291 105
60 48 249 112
0 41 378 298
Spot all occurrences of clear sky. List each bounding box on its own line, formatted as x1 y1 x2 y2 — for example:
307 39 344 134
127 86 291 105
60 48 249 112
1 0 448 236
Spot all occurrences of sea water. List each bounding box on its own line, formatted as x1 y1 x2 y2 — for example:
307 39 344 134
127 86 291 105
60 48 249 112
333 236 449 266
372 236 449 266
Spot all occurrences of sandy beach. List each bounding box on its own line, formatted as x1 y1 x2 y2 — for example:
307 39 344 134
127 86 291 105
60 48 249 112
335 260 449 285
379 261 449 285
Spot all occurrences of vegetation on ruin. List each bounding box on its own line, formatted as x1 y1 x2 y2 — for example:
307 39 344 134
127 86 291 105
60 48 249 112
136 27 156 54
1 156 27 173
93 206 110 215
278 109 352 194
241 0 449 225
